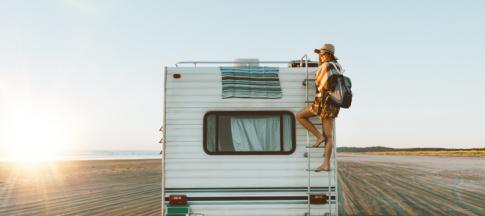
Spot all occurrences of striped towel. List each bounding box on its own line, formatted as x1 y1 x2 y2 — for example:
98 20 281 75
220 67 282 99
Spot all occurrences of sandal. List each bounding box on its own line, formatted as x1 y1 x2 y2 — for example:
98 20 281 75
314 164 331 172
314 168 331 172
312 137 325 148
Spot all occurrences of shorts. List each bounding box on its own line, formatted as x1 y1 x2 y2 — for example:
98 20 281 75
309 93 340 121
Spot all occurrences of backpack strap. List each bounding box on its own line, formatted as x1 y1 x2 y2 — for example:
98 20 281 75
328 61 343 75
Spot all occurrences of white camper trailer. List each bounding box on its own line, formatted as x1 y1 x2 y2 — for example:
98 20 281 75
161 58 338 216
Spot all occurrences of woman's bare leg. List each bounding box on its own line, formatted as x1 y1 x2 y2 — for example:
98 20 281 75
317 118 334 171
296 106 324 147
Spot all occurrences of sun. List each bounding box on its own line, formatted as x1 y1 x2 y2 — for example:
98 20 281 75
3 111 68 163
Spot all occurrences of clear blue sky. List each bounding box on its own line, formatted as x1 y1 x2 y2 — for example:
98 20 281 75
0 0 484 153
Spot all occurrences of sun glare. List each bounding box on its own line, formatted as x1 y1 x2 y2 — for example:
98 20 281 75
4 111 68 163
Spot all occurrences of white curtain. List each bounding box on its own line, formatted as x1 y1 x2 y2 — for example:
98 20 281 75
282 114 292 151
230 116 280 151
206 115 216 152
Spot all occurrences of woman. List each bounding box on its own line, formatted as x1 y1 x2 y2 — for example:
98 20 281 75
296 43 341 172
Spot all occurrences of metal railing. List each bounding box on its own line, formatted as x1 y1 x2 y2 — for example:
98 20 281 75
175 61 292 67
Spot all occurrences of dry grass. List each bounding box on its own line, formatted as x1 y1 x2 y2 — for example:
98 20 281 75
364 150 485 157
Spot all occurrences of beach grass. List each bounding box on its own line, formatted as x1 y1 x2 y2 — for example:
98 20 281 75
364 150 485 157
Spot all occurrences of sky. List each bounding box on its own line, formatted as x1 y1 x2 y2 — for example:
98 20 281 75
0 0 484 155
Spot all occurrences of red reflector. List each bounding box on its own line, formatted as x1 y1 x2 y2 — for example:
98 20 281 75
309 194 328 204
169 195 187 205
173 73 181 79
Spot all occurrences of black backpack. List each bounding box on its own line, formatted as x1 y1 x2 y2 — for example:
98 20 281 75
326 62 352 108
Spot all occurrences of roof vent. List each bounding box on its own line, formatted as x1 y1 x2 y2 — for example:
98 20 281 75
234 58 259 67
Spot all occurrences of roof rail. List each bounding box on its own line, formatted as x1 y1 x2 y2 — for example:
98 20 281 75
175 61 291 67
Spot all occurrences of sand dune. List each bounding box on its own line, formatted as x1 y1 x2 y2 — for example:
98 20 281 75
1 155 484 215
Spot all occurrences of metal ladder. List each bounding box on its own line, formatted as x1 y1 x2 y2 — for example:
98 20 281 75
301 54 335 216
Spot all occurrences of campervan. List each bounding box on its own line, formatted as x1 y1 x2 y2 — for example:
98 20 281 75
160 58 338 216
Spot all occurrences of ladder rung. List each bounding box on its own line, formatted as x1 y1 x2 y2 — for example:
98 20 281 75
306 191 334 194
305 212 336 216
306 192 329 195
305 146 326 148
305 169 332 172
303 152 325 158
305 100 313 103
302 79 316 86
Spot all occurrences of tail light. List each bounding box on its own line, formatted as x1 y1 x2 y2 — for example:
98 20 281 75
309 194 328 204
169 195 187 205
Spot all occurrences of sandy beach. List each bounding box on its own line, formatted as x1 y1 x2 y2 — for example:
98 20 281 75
0 160 162 215
338 153 485 216
1 155 484 215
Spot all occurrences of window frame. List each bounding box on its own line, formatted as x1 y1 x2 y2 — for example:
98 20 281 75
203 111 296 155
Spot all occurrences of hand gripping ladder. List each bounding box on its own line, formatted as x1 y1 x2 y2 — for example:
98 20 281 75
300 54 336 216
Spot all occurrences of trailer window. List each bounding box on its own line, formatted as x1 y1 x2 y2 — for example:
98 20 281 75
203 111 295 155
